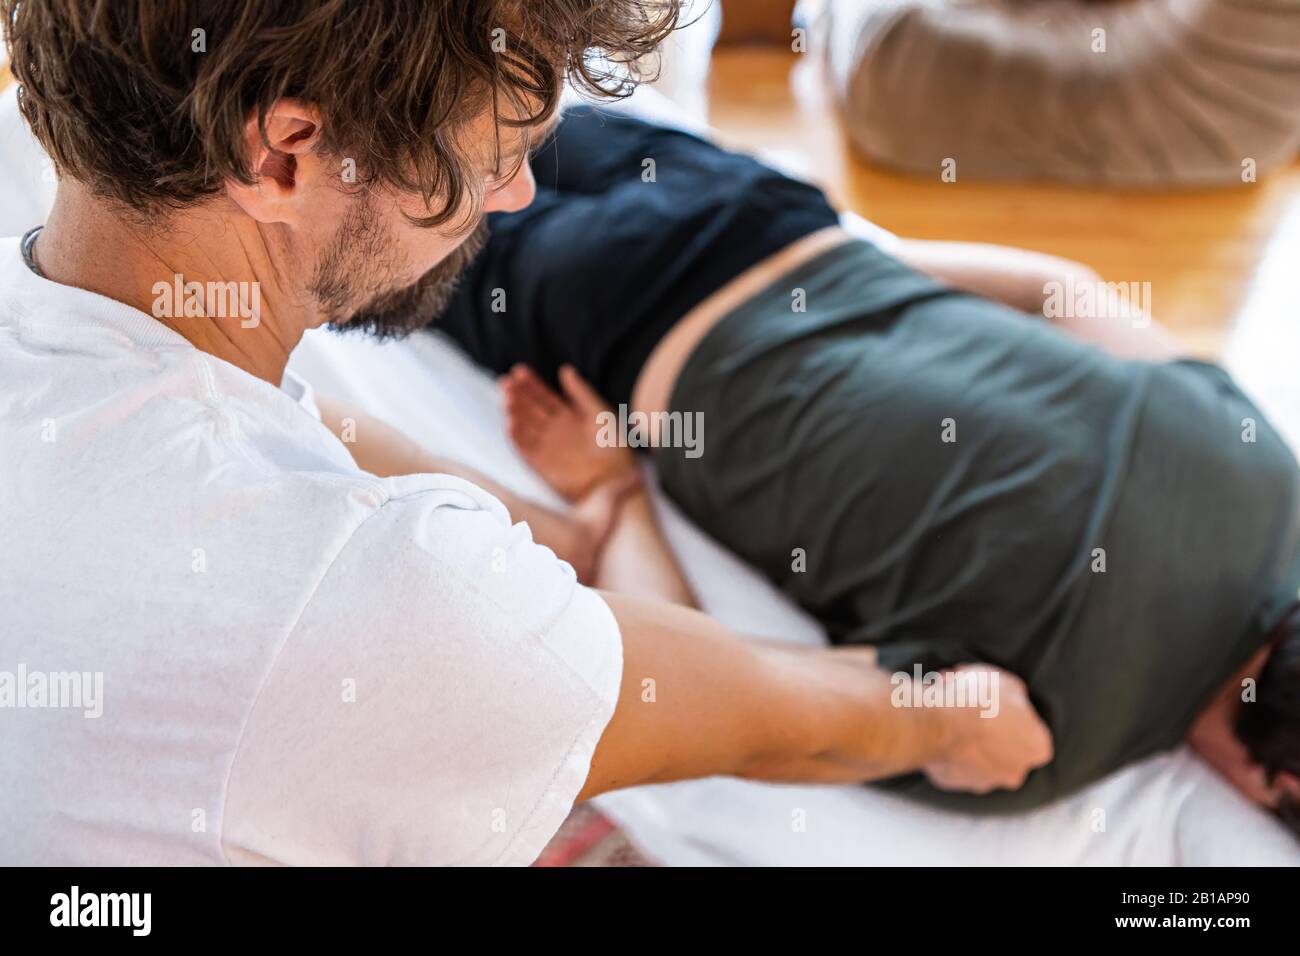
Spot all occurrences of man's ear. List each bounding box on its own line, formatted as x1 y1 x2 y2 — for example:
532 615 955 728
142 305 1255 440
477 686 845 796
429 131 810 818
225 99 324 224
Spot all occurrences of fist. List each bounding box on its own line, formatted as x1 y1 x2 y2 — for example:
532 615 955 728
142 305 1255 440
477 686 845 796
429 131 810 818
922 666 1054 793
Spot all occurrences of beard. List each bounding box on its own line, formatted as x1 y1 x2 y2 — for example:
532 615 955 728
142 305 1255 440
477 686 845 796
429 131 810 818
311 194 489 339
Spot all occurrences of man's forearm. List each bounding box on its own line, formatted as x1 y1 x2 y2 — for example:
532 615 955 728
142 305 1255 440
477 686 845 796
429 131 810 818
314 394 596 567
580 594 954 799
736 642 952 784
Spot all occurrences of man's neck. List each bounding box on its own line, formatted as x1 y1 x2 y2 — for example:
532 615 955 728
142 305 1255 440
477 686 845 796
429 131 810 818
33 182 308 385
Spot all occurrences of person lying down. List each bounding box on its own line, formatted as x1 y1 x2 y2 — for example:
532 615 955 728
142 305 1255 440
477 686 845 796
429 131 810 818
403 110 1300 828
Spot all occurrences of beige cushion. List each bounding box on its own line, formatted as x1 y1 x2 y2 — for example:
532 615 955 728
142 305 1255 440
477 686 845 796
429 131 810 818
821 0 1300 185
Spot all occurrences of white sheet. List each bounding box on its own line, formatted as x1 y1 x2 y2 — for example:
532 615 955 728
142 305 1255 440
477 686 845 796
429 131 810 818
3 75 1296 866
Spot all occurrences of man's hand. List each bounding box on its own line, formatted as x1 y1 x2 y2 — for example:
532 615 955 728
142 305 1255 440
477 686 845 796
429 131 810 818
922 666 1054 793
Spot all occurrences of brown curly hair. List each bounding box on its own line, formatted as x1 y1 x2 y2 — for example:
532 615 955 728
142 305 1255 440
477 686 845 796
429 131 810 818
3 0 681 226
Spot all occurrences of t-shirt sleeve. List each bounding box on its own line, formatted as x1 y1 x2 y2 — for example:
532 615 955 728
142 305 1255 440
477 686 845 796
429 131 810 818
220 474 623 866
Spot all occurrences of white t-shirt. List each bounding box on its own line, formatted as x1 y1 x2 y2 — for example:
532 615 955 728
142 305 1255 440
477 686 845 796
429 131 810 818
0 237 623 865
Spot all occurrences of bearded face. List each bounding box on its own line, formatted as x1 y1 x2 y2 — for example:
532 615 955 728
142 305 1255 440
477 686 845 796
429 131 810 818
311 192 490 339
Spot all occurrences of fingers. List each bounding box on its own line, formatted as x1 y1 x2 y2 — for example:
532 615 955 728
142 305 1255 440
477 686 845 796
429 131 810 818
501 363 563 416
498 364 610 431
981 668 1053 770
500 364 561 450
923 665 1054 794
924 763 997 795
558 364 613 418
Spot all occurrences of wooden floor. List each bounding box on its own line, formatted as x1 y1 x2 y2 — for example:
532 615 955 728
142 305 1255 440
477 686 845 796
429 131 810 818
704 48 1300 368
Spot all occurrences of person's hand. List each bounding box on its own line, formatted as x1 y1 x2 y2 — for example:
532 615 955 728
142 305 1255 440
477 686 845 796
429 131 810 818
922 666 1054 793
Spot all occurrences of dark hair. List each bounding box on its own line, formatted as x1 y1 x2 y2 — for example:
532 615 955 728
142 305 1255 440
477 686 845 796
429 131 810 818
3 0 680 226
1237 607 1300 836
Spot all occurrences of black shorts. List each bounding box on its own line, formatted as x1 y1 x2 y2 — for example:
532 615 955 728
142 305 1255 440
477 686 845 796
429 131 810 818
435 108 840 406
